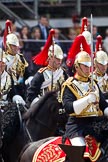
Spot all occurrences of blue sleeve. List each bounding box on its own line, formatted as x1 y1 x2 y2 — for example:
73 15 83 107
26 72 44 106
62 86 76 114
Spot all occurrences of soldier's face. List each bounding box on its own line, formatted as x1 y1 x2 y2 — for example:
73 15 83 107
96 62 107 74
9 44 19 55
49 56 62 70
77 64 90 77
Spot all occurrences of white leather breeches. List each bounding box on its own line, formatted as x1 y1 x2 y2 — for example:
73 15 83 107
70 137 86 146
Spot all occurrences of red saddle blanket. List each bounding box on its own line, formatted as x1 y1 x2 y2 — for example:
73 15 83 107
32 137 69 162
32 136 101 162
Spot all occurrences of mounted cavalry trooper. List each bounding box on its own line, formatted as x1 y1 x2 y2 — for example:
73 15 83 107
61 34 108 162
26 29 68 136
93 35 108 100
26 29 68 108
0 47 26 106
2 20 28 104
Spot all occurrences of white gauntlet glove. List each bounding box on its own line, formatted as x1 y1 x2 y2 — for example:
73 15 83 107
87 92 97 104
12 95 26 106
73 92 97 115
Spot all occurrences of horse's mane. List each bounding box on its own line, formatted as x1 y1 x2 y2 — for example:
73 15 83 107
23 91 57 120
2 103 20 145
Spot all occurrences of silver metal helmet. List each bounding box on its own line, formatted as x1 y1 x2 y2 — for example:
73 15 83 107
48 44 63 60
95 50 108 65
74 51 91 67
6 33 19 47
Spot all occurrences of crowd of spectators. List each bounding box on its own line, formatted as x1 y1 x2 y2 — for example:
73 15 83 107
0 15 102 76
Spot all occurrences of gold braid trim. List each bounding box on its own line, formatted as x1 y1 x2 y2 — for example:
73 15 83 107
69 104 103 117
61 77 82 102
61 77 103 117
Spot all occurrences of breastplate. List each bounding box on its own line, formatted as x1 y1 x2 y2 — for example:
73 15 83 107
40 68 65 102
70 79 102 117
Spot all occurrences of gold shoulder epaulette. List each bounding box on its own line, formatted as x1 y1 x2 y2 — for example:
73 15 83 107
61 77 73 101
38 67 48 73
64 77 73 86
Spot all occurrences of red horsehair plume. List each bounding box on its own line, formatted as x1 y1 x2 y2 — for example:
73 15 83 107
3 20 12 49
95 35 102 52
66 34 91 67
81 17 88 34
33 29 55 66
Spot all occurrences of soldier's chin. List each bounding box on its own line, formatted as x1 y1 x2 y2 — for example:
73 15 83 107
83 73 89 78
10 52 16 56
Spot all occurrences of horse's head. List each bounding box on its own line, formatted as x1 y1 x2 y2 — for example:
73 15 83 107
23 91 61 140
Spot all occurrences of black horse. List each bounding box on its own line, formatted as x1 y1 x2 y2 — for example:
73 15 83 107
19 116 108 162
1 94 108 162
23 91 68 141
18 134 108 162
1 91 67 162
1 102 28 162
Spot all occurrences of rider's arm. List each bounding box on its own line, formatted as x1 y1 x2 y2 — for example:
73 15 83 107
26 72 44 108
62 86 76 114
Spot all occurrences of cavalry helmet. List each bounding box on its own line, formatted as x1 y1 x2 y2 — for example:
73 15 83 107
95 50 108 65
6 33 19 47
95 35 108 65
48 44 63 60
74 51 91 67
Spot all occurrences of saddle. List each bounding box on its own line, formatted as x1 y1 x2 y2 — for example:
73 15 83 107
32 135 101 162
32 137 68 162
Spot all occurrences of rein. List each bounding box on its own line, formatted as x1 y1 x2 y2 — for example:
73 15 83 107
16 103 33 142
